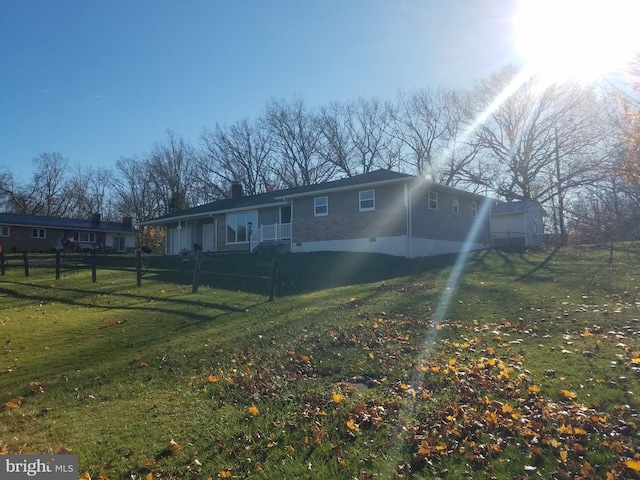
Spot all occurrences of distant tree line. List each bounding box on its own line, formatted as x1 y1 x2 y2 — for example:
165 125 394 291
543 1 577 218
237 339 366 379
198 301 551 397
2 63 640 245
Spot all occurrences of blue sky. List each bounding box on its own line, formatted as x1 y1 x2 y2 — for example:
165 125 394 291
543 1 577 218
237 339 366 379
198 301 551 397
0 0 519 181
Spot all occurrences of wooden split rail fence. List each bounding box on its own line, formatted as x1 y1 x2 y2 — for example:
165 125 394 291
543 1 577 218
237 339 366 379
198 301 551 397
0 248 283 300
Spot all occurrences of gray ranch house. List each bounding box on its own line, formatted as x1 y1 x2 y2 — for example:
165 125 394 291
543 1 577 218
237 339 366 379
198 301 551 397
138 169 494 258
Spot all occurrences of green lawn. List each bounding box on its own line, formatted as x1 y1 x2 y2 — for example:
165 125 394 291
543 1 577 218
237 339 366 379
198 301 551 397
1 246 639 479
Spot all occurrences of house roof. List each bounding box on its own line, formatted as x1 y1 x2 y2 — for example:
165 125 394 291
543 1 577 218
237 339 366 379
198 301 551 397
491 199 545 215
0 213 139 234
138 169 416 225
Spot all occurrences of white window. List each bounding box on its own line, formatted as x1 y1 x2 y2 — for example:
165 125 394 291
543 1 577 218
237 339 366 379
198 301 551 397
359 190 375 211
471 201 477 218
0 225 8 237
226 211 258 243
74 232 95 243
428 191 438 210
452 196 459 214
314 196 328 216
32 228 46 239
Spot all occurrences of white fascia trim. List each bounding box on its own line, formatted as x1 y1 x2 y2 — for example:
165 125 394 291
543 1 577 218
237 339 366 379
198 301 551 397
137 201 289 226
274 178 413 201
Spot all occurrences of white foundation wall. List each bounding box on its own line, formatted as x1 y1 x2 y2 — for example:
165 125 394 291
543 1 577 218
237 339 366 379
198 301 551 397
292 236 409 257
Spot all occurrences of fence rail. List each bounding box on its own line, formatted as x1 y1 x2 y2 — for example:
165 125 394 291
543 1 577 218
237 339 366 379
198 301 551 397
0 250 146 286
0 249 283 299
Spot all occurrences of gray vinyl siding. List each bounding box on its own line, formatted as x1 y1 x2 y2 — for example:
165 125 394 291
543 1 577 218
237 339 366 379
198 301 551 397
411 186 490 243
292 184 408 242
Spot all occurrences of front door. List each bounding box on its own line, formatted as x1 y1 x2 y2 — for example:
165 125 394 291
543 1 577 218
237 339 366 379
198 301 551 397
202 223 215 252
280 205 291 224
113 236 125 252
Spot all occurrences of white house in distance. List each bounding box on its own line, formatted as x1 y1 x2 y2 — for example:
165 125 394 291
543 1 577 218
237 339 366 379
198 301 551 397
490 200 546 249
139 169 496 258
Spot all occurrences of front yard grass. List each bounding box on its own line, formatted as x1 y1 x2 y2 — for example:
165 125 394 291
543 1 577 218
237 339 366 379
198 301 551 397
1 246 639 479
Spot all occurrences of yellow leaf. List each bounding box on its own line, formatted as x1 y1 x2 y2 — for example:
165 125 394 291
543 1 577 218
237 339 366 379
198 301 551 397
625 460 640 472
298 354 310 362
146 474 153 480
346 419 359 431
3 397 26 409
218 470 232 478
528 385 541 395
207 375 220 383
560 449 568 463
332 393 344 403
558 389 577 400
248 405 260 416
284 444 294 453
170 439 180 451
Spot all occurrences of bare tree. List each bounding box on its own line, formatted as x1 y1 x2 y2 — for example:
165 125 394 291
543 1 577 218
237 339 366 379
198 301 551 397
111 155 162 222
263 97 335 187
146 130 197 213
391 88 462 181
318 101 357 177
345 97 397 174
466 66 613 239
199 118 275 198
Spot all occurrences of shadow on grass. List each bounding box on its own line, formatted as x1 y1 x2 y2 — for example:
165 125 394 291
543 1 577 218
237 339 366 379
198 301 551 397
515 246 562 281
151 251 461 297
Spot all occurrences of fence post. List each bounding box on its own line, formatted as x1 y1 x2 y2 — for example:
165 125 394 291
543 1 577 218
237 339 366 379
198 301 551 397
0 251 4 276
268 253 280 301
191 245 202 293
136 249 142 287
91 249 97 283
23 252 29 277
55 250 61 280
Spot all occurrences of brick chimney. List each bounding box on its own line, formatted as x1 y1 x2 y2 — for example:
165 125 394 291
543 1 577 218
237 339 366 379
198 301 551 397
90 213 101 223
122 217 133 227
231 182 244 199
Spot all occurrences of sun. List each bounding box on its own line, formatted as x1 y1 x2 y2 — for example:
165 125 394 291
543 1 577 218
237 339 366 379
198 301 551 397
514 0 640 83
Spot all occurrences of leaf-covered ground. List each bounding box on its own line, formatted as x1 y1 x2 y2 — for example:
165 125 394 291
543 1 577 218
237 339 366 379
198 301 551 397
1 248 639 479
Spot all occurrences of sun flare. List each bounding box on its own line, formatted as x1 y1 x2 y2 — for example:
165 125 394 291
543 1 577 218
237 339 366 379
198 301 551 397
514 0 640 83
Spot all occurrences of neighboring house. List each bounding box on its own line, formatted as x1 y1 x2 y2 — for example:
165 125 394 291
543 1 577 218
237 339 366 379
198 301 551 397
490 200 546 249
138 169 494 258
0 213 139 253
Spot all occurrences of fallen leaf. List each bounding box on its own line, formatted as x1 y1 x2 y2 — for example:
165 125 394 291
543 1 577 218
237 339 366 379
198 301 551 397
346 419 359 431
248 405 260 416
625 459 640 472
